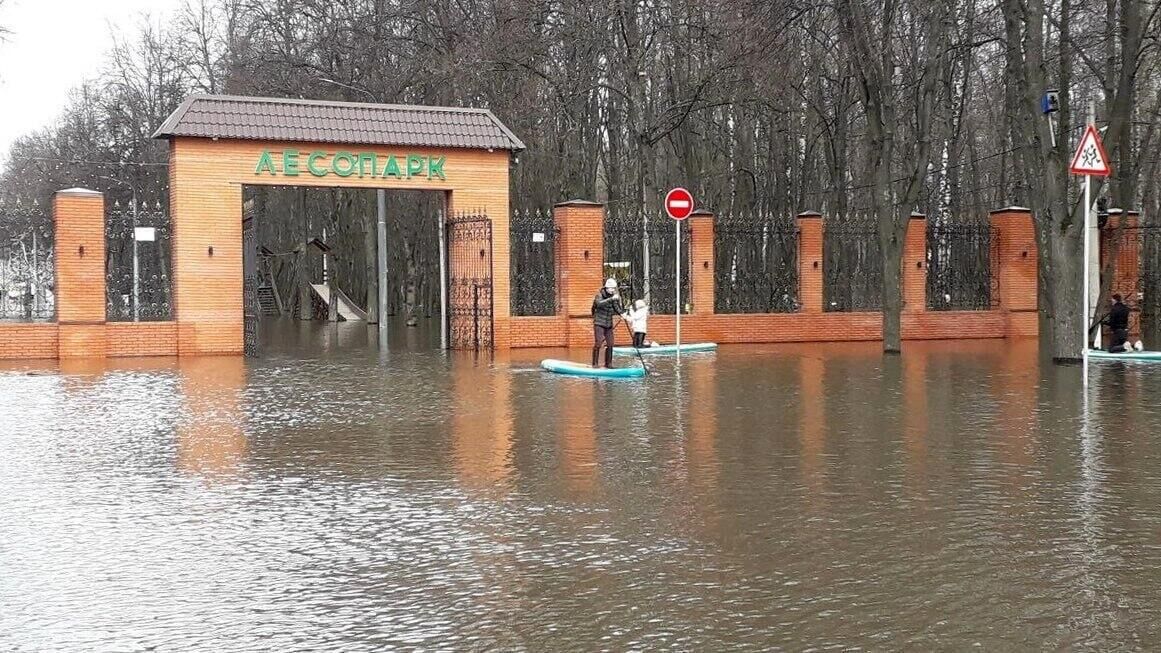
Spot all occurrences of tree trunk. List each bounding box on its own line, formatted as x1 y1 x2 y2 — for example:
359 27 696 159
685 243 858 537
881 227 905 352
1039 229 1084 360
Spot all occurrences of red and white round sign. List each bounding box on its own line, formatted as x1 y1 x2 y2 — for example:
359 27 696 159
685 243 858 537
664 187 694 221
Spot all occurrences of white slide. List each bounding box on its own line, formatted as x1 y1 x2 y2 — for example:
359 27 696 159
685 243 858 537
310 284 367 321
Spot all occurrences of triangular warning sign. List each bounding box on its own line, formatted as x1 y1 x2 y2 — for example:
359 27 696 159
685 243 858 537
1069 124 1112 177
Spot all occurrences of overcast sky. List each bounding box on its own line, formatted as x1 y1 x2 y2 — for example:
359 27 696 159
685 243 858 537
0 0 184 168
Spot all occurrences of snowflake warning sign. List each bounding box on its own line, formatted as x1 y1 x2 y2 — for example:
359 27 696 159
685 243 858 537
1069 124 1111 177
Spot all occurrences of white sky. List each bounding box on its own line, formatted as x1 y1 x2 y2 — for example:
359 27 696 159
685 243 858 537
0 0 184 168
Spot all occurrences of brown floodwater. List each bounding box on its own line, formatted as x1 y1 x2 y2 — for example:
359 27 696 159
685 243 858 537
2 322 1161 650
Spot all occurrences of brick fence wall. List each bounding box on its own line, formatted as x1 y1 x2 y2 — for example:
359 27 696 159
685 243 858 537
508 204 1044 348
0 190 1071 359
0 189 182 360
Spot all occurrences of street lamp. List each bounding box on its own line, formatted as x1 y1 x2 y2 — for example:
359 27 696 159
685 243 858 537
317 77 390 331
97 175 141 322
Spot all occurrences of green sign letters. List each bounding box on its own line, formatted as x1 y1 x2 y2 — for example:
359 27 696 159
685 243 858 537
254 149 447 180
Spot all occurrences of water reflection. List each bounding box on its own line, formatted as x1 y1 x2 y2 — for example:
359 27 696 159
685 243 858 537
798 354 826 510
452 351 514 494
557 375 597 498
176 357 248 482
2 332 1161 649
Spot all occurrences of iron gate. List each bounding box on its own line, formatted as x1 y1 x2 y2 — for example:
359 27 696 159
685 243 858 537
445 211 493 350
243 210 260 356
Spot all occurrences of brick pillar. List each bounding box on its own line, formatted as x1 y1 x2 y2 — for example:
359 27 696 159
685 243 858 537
1101 209 1140 294
555 200 604 344
689 210 714 314
797 212 823 313
1101 209 1141 338
54 188 107 358
904 213 926 312
989 207 1038 337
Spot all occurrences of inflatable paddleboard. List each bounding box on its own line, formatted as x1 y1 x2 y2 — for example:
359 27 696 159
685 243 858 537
1087 349 1161 362
613 342 718 356
540 359 646 378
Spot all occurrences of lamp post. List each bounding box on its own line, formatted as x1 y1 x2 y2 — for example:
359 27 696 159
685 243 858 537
318 77 391 331
98 175 140 322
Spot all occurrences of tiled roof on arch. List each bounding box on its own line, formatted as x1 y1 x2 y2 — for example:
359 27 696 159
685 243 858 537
153 94 525 151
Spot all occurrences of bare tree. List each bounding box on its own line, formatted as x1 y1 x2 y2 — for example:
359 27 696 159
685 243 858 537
837 0 952 352
6 0 1161 359
1002 0 1089 361
0 0 10 41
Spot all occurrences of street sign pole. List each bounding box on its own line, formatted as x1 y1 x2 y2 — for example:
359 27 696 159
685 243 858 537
1069 102 1111 390
1083 166 1091 388
675 217 681 353
377 189 388 330
664 187 694 356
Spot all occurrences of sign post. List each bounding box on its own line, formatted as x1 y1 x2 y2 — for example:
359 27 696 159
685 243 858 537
664 188 694 355
1069 115 1112 389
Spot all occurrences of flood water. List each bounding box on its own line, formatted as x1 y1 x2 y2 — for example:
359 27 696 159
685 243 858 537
2 323 1161 650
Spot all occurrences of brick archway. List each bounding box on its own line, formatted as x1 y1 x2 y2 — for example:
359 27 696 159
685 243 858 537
155 94 523 354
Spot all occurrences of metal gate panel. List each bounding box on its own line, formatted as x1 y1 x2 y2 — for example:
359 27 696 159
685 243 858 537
243 211 260 356
445 211 493 350
510 208 559 316
925 223 997 311
603 209 690 314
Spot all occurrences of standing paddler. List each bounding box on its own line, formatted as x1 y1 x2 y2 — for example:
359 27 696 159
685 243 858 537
591 278 625 369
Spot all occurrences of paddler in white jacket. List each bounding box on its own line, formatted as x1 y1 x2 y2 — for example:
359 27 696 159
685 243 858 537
625 299 654 348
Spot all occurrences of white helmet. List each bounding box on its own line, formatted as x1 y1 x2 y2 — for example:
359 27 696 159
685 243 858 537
604 278 618 290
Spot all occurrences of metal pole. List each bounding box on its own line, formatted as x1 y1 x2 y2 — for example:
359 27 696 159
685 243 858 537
376 189 388 329
438 209 448 349
132 189 140 322
641 195 651 306
1083 171 1091 388
31 231 39 317
1082 100 1095 388
675 218 681 353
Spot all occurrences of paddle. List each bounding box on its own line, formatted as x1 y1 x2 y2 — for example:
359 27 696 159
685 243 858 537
616 293 648 376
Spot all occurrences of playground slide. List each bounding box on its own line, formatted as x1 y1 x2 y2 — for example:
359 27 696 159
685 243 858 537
309 284 368 321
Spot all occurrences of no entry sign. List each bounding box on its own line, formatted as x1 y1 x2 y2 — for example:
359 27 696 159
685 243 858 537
665 187 694 220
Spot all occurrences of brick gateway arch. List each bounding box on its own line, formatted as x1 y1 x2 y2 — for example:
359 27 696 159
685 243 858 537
155 94 523 354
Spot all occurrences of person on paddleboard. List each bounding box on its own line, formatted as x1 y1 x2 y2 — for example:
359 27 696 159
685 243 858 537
592 278 625 368
1106 294 1132 353
625 299 655 348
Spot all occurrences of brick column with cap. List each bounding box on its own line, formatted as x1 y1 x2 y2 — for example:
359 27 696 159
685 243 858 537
554 200 605 345
54 188 108 358
797 212 823 313
904 213 927 312
1100 209 1142 340
1101 209 1140 299
689 210 715 314
989 207 1038 337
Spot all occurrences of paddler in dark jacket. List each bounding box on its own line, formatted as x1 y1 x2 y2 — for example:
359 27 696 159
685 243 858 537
592 278 625 368
1106 294 1131 352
